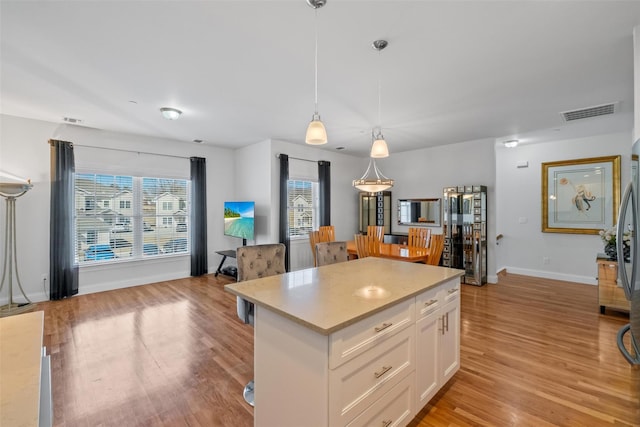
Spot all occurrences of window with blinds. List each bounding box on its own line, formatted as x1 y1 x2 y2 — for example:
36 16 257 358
75 173 190 264
288 179 319 238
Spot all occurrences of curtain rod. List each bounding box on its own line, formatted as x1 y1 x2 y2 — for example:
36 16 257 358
276 154 323 164
52 141 192 160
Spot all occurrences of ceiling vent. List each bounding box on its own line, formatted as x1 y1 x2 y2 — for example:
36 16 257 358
63 117 83 124
560 102 619 122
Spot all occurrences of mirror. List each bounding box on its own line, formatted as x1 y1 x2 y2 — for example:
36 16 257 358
397 198 441 227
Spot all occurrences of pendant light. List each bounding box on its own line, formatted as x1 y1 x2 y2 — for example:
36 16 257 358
370 40 389 158
353 39 394 192
353 130 394 192
305 0 328 145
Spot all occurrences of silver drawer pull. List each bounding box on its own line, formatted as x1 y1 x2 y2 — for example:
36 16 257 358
424 299 437 307
374 322 393 333
382 420 393 427
374 365 392 378
448 288 459 294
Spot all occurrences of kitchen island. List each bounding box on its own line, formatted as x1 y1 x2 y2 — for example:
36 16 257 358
225 257 463 427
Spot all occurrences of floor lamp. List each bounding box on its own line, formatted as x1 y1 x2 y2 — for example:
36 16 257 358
0 180 34 317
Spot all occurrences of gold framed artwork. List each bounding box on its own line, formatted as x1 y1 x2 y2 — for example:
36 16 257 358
542 155 621 234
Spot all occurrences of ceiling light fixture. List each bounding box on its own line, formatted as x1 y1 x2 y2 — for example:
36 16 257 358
352 155 394 193
370 40 389 158
305 0 327 145
160 107 182 120
504 139 519 148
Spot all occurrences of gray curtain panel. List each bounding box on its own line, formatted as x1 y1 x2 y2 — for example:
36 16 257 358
49 139 79 300
190 157 208 276
318 160 330 226
279 154 290 271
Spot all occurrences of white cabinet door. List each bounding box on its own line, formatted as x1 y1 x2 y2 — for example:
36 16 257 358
439 298 460 385
415 307 440 408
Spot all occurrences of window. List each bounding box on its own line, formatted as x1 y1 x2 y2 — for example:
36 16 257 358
162 201 173 211
75 173 190 264
287 180 318 237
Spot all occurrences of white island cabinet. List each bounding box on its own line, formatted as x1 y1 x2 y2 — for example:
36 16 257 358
225 257 463 427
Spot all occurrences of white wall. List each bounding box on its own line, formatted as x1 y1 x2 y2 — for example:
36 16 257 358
634 25 639 143
380 138 497 282
0 114 235 303
495 131 632 284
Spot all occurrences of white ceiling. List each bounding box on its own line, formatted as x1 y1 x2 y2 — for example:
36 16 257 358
1 1 639 157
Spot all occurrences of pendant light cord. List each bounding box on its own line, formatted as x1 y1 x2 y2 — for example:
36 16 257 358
377 47 382 129
314 8 319 115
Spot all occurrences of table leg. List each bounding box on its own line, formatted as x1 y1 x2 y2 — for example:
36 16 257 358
215 255 227 277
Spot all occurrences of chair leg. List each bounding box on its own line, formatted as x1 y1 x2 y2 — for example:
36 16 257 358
243 379 255 406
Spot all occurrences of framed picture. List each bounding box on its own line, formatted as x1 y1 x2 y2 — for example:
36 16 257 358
542 155 621 234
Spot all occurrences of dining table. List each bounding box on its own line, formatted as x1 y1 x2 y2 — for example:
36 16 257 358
346 240 429 263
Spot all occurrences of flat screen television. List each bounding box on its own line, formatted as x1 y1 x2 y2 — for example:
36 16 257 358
224 201 255 241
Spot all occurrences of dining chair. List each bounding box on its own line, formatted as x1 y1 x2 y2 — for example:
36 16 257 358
315 241 348 266
367 225 384 242
426 234 445 266
235 243 286 406
408 227 431 248
308 230 321 266
318 225 336 242
354 233 380 258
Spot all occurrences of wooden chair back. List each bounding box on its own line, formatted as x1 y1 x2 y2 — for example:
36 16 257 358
367 225 384 242
318 225 335 242
309 230 321 266
408 227 431 248
354 233 381 258
315 241 348 266
426 234 445 266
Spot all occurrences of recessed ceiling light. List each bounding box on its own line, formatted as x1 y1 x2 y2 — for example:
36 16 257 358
160 107 182 120
504 140 519 148
63 117 83 124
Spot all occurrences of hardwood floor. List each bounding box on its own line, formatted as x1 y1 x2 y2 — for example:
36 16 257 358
33 273 639 426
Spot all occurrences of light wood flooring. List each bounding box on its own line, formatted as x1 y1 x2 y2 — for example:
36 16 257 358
32 272 639 426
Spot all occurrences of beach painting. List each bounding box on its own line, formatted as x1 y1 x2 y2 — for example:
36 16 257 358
224 201 255 240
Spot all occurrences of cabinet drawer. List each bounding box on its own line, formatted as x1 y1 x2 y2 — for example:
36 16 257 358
330 299 414 369
415 286 440 320
440 278 461 305
345 373 415 427
330 325 415 426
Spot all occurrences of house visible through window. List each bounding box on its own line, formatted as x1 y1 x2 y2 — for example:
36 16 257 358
287 179 318 237
75 173 190 264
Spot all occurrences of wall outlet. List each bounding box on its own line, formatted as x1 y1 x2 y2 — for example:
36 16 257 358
542 257 550 265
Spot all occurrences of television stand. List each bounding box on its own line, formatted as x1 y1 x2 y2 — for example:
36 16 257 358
215 249 237 279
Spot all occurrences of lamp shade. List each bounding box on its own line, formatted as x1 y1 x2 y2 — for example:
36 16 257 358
305 116 328 145
370 137 389 158
352 179 393 193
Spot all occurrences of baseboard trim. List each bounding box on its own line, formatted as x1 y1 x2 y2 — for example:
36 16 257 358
503 267 596 285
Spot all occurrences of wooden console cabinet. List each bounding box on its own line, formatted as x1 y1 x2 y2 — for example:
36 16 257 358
597 258 630 314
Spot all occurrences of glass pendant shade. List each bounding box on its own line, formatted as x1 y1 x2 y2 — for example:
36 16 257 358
306 113 328 145
352 158 394 192
370 136 389 158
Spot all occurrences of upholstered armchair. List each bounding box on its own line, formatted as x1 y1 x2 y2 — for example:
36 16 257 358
235 243 286 406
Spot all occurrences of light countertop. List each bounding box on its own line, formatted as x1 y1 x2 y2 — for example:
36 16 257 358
225 257 463 335
0 310 44 427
